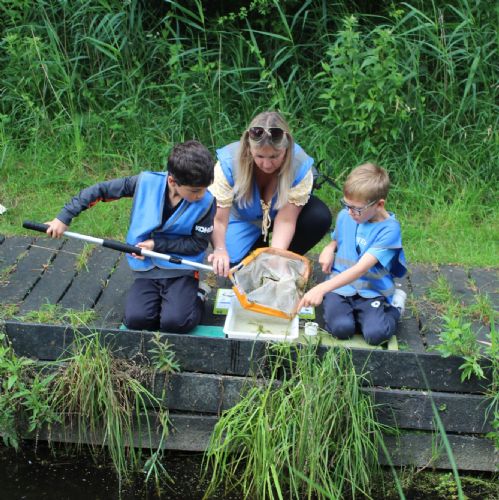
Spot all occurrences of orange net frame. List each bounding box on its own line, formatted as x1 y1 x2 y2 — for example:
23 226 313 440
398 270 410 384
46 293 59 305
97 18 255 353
228 247 311 320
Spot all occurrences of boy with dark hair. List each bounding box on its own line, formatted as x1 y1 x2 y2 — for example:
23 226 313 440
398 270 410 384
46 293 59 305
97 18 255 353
297 163 407 346
46 140 216 333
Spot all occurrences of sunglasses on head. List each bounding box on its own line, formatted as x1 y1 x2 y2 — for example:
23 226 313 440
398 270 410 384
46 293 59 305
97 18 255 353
248 126 285 143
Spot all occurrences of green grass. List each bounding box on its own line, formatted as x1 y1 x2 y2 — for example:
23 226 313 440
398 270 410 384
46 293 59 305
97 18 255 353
0 1 496 267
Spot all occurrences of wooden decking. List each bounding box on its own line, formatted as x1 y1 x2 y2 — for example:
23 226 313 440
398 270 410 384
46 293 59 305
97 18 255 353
0 235 497 471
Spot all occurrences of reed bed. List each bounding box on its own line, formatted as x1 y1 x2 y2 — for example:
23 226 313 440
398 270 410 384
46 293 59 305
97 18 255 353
202 343 390 499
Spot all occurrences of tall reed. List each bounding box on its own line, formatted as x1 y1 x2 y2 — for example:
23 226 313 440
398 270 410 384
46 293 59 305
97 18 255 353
47 333 170 485
202 343 389 499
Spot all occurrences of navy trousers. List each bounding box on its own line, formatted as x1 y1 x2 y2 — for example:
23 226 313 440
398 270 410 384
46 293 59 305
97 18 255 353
323 292 400 346
124 276 203 333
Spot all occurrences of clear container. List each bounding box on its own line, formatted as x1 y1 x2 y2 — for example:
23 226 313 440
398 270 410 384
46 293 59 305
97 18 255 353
304 322 318 336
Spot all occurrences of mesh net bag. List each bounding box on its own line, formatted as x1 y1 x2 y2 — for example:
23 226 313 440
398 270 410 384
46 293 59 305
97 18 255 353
229 247 311 319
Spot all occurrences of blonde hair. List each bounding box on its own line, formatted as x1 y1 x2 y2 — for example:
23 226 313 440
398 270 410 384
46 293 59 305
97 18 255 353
343 163 390 202
234 111 295 209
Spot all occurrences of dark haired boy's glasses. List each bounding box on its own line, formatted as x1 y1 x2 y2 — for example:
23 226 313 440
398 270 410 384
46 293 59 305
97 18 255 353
340 198 378 216
248 127 285 143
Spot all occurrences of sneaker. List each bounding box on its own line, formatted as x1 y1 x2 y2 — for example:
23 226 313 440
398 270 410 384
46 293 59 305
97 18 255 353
391 288 407 316
197 281 212 302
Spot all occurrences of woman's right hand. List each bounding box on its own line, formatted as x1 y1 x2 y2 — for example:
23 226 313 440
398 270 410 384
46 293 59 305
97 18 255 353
44 218 68 238
208 247 230 277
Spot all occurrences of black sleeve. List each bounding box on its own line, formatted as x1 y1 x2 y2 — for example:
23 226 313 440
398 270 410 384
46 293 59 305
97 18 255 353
56 176 139 225
153 199 216 256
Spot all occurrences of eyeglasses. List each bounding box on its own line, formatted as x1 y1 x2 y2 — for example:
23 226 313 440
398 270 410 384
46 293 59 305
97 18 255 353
340 198 378 216
248 127 285 144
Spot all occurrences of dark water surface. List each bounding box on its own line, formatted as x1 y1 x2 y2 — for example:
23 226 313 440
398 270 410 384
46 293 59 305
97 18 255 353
2 443 497 500
0 442 240 500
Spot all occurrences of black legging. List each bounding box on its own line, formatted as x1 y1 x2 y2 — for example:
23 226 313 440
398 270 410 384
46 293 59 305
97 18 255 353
246 195 332 257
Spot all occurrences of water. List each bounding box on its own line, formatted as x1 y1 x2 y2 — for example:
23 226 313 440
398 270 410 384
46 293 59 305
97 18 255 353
0 443 240 500
225 306 298 340
2 443 495 499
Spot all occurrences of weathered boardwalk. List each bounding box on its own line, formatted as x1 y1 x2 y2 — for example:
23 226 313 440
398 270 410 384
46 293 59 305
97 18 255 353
0 235 497 471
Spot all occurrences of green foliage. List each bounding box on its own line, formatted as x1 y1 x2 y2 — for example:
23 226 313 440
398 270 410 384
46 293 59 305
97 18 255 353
149 332 181 374
0 333 60 449
202 343 389 499
48 333 171 485
428 280 498 448
0 0 497 265
317 16 412 153
435 314 484 381
0 330 178 488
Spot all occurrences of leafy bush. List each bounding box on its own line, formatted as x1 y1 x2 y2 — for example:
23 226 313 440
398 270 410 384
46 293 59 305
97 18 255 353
317 16 411 153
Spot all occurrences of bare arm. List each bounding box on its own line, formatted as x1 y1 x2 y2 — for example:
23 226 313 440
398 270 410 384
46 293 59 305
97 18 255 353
208 205 231 276
297 253 379 310
271 202 303 250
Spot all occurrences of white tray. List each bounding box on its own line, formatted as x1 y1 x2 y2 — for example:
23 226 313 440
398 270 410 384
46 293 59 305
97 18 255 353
223 297 299 342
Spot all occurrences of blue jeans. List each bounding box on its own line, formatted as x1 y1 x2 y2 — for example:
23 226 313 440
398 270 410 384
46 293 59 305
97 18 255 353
124 276 203 333
323 292 400 346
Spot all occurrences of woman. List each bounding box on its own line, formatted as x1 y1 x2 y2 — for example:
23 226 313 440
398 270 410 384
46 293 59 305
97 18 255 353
209 111 332 276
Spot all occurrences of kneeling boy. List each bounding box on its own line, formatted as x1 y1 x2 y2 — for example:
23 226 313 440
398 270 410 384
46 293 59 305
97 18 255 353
45 140 216 333
297 163 407 345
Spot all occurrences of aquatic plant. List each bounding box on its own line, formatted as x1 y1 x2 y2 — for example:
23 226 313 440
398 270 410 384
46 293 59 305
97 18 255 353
47 332 171 486
202 343 389 499
0 332 59 449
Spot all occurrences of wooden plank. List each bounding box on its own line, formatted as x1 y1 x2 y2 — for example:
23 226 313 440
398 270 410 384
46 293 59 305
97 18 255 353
380 432 497 472
321 347 492 394
409 265 443 349
19 239 85 314
408 264 438 298
469 267 498 310
366 387 492 433
3 322 269 377
26 415 497 470
153 375 493 434
3 322 492 393
59 246 120 310
28 413 218 453
153 372 249 413
0 238 64 304
439 265 475 306
92 256 132 327
0 236 32 272
396 316 425 352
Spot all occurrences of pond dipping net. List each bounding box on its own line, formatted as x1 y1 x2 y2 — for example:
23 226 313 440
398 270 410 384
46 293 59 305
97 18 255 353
229 247 311 319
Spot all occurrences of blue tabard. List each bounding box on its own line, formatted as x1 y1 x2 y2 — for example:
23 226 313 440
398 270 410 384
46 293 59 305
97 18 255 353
331 209 407 303
126 171 214 271
216 141 314 262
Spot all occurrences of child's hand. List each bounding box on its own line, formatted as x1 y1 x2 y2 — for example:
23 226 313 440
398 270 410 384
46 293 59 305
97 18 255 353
318 245 336 274
297 284 327 310
132 239 154 260
45 218 68 238
208 248 230 277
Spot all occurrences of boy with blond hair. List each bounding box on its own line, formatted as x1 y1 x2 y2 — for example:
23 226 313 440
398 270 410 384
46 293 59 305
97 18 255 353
297 163 407 345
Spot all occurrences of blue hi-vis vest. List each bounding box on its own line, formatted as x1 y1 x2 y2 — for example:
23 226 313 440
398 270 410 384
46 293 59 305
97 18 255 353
216 141 313 262
331 209 407 303
126 171 213 271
